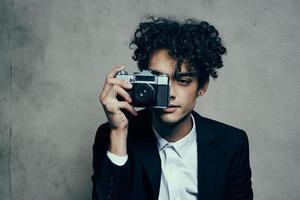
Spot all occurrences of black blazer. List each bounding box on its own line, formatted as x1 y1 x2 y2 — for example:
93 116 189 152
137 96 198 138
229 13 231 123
92 109 253 200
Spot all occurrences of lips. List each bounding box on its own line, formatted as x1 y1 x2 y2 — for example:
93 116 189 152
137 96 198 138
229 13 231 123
162 105 179 113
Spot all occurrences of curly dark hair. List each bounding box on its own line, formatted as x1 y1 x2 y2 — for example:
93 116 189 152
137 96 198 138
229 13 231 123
129 16 227 88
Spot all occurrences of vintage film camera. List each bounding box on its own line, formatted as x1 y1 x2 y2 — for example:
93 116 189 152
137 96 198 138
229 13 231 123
116 70 170 108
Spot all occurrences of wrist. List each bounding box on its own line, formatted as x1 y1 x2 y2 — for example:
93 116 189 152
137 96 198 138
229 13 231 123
109 129 128 156
111 128 128 137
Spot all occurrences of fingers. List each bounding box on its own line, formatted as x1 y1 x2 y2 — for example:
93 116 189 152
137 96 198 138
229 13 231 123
100 78 132 101
100 66 130 99
107 78 132 88
105 100 137 116
117 101 137 116
105 84 132 103
99 65 137 117
106 65 125 80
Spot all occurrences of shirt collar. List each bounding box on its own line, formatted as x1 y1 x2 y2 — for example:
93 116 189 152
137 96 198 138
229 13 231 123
153 113 197 158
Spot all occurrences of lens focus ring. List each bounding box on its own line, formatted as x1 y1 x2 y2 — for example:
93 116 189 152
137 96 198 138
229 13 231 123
133 84 155 103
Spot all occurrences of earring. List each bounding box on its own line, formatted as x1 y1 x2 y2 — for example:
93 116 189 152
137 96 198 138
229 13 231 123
199 90 205 95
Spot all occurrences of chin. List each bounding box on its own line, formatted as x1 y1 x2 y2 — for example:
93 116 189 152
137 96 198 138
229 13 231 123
152 109 189 125
159 113 182 124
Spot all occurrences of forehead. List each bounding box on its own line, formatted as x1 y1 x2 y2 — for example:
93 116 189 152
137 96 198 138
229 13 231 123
148 49 191 75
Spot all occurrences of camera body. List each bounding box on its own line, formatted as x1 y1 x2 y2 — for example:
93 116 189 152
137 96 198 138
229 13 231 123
116 70 170 108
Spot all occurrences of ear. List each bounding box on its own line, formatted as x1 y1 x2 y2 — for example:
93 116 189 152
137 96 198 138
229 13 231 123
197 81 209 96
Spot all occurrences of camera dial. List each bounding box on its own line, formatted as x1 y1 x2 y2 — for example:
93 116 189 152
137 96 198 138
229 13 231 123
117 70 129 75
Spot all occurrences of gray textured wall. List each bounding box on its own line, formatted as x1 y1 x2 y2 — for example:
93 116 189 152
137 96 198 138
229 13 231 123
1 0 299 199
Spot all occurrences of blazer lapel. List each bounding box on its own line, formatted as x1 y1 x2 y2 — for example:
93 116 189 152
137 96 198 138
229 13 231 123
130 109 218 200
129 109 161 200
192 111 218 199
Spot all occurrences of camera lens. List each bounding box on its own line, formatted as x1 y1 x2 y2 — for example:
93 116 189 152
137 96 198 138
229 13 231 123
134 84 155 103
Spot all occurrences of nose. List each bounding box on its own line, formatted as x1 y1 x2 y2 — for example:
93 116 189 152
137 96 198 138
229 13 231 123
169 81 176 101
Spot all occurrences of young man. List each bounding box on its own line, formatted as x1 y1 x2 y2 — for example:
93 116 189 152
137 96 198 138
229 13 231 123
92 17 253 200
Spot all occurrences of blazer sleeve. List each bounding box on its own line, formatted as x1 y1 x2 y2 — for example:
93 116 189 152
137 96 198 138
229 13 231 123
225 131 254 200
92 123 131 200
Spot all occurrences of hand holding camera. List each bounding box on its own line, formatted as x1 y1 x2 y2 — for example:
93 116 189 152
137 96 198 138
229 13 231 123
99 66 138 156
99 66 170 156
99 66 137 131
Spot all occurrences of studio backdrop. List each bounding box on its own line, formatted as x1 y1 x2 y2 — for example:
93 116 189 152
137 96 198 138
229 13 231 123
1 0 299 199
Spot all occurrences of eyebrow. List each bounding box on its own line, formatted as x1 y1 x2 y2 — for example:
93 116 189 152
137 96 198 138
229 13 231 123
175 72 198 77
150 69 198 78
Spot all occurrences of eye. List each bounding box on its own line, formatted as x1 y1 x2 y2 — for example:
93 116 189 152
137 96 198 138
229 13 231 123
177 79 192 85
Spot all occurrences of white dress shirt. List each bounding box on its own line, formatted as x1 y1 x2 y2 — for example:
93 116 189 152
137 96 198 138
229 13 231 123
153 114 198 200
107 114 198 200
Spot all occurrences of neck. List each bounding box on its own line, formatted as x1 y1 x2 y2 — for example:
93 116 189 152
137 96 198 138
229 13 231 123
151 112 193 142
